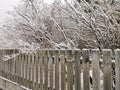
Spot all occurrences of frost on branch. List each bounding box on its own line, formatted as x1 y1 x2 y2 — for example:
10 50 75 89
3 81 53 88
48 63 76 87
1 0 120 51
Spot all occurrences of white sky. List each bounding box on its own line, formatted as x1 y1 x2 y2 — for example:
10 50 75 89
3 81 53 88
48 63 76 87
0 0 19 23
0 0 54 23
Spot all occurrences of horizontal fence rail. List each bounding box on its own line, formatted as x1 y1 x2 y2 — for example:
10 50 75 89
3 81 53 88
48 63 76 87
0 49 119 90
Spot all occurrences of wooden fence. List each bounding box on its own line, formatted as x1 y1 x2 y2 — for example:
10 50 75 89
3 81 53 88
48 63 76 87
0 49 120 90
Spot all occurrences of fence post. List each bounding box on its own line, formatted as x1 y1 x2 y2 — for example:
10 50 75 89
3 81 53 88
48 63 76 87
103 49 112 90
82 49 90 90
92 49 100 90
115 49 120 90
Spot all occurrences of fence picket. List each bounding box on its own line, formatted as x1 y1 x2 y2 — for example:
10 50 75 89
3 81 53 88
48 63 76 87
92 49 100 90
115 49 120 90
15 55 19 83
21 53 24 85
74 50 81 90
66 50 74 90
44 50 48 90
54 50 59 90
0 49 119 90
35 52 39 90
32 53 35 90
49 50 54 90
0 50 2 76
28 53 32 89
39 50 43 90
103 49 112 90
82 49 90 90
60 50 66 90
24 53 28 87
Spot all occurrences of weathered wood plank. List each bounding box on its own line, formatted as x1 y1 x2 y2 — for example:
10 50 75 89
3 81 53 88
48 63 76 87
12 53 16 82
103 49 112 90
49 50 54 90
39 50 43 90
82 49 90 90
21 53 24 85
55 50 59 90
92 49 100 90
74 50 81 90
44 50 49 90
32 53 35 90
28 53 32 89
18 54 21 84
0 50 3 77
67 50 73 90
24 53 28 87
115 49 120 90
0 50 3 76
15 55 19 83
60 50 66 90
35 52 39 90
14 56 17 82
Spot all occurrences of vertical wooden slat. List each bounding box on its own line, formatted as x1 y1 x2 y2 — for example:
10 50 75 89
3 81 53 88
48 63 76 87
82 49 90 90
23 53 26 86
12 51 16 82
25 54 29 88
66 50 74 90
6 60 8 79
35 52 39 90
13 50 17 81
37 51 40 90
44 50 48 90
92 49 100 90
3 51 7 77
5 51 8 79
24 53 28 87
8 50 11 80
39 50 43 90
0 50 2 76
10 50 13 80
10 58 13 81
14 56 17 82
60 50 66 90
16 55 19 83
74 50 81 90
32 53 35 90
49 50 54 90
0 50 3 76
28 53 32 89
103 49 112 90
21 53 24 85
55 50 59 90
3 61 5 77
18 54 22 85
115 49 120 90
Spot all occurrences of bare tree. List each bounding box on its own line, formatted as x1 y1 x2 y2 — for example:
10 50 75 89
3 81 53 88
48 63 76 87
2 0 120 50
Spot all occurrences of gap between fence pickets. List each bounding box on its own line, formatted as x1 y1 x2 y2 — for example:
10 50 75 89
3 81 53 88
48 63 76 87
0 50 118 90
0 76 31 90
